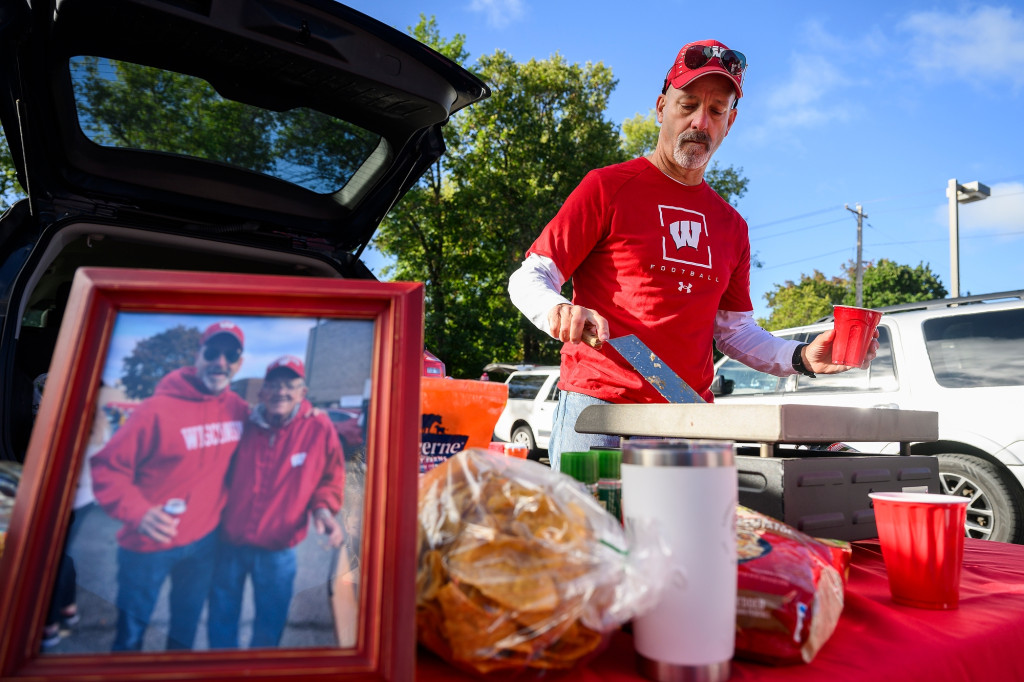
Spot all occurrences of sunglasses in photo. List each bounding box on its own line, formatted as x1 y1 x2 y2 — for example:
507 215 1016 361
203 345 242 363
683 45 747 78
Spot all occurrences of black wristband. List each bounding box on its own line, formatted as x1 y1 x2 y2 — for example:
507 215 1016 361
792 343 815 378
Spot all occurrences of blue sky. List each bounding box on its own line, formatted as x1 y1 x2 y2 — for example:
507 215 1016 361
348 0 1024 319
102 313 318 385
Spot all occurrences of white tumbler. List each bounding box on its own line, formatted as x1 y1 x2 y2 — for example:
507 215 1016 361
622 439 737 682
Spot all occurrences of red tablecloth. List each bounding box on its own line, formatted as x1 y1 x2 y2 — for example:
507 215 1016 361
417 538 1024 681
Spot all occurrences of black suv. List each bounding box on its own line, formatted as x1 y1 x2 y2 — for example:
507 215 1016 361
0 0 488 461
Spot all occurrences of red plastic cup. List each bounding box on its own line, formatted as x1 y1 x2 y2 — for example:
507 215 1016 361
488 442 506 454
503 443 529 458
831 305 882 366
869 492 969 609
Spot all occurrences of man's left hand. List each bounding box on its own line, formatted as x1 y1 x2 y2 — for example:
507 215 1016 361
805 328 880 374
314 507 344 548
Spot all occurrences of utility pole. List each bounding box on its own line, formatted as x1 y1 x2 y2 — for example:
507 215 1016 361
845 203 867 307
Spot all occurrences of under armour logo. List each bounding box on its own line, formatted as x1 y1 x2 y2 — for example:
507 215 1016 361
669 220 702 250
678 282 693 293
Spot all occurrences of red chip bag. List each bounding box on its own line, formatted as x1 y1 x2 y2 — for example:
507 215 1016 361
734 506 852 665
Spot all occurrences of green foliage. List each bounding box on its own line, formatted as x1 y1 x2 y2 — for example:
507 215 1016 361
762 270 848 330
762 260 947 329
409 14 470 64
705 162 749 208
0 136 25 211
620 110 658 158
120 325 201 400
375 19 626 376
841 258 947 307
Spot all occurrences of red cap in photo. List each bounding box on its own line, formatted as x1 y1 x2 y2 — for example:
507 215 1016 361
201 320 244 349
266 355 305 379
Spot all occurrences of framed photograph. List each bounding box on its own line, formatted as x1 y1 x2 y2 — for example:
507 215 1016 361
0 268 423 681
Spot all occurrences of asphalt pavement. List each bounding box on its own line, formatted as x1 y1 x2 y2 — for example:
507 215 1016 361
39 503 350 655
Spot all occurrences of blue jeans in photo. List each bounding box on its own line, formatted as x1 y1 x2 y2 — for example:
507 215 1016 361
207 542 297 649
548 390 622 472
113 530 218 651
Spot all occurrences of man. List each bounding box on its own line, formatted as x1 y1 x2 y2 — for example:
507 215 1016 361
91 321 249 650
208 355 345 649
509 40 877 470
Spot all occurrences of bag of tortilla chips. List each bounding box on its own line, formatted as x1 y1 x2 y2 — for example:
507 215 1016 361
417 448 665 675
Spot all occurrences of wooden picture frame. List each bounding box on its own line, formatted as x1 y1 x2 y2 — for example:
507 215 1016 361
0 267 423 681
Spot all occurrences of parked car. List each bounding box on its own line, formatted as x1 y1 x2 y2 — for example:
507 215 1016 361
0 0 488 462
492 366 560 459
327 407 365 458
713 290 1024 543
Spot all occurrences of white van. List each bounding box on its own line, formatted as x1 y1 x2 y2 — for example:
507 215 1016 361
491 366 560 458
713 290 1024 543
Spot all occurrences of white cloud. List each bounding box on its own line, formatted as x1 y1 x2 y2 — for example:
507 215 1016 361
900 6 1024 90
468 0 526 29
766 55 848 110
933 182 1024 236
744 20 880 142
746 52 855 142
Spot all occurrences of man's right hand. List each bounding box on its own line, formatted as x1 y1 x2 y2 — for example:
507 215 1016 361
547 303 609 348
138 506 180 543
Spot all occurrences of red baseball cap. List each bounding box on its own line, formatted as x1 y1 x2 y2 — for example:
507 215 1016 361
266 355 305 379
664 40 745 99
201 321 244 349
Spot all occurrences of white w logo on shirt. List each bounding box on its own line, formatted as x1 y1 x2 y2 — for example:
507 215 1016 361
669 220 702 250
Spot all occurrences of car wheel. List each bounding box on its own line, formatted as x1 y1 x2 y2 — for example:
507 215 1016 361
511 425 537 457
937 453 1024 544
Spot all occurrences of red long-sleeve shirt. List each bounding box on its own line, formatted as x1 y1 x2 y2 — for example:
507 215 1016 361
219 400 345 550
91 366 249 552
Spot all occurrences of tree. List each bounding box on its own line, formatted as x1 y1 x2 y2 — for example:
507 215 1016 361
841 259 947 308
120 325 201 399
1 136 25 211
375 18 626 376
761 270 848 330
619 109 749 206
762 259 947 329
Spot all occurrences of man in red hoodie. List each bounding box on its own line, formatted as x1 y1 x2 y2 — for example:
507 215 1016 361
91 321 249 651
207 355 345 649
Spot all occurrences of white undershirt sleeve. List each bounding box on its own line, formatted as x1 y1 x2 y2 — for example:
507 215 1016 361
713 310 804 376
508 253 572 337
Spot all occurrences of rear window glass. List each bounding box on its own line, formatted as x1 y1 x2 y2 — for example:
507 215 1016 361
69 56 381 194
924 309 1024 388
508 374 549 400
715 333 802 396
716 357 783 395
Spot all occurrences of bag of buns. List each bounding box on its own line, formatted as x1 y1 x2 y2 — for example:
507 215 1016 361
734 505 852 665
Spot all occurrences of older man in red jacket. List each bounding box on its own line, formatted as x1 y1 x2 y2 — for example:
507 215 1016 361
208 355 346 649
91 321 249 651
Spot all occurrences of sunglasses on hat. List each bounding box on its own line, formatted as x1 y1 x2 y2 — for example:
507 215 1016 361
203 345 242 363
683 44 746 78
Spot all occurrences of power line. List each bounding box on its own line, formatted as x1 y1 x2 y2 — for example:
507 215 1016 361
748 206 841 231
746 182 1023 234
757 248 852 271
756 228 1024 273
751 216 849 240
